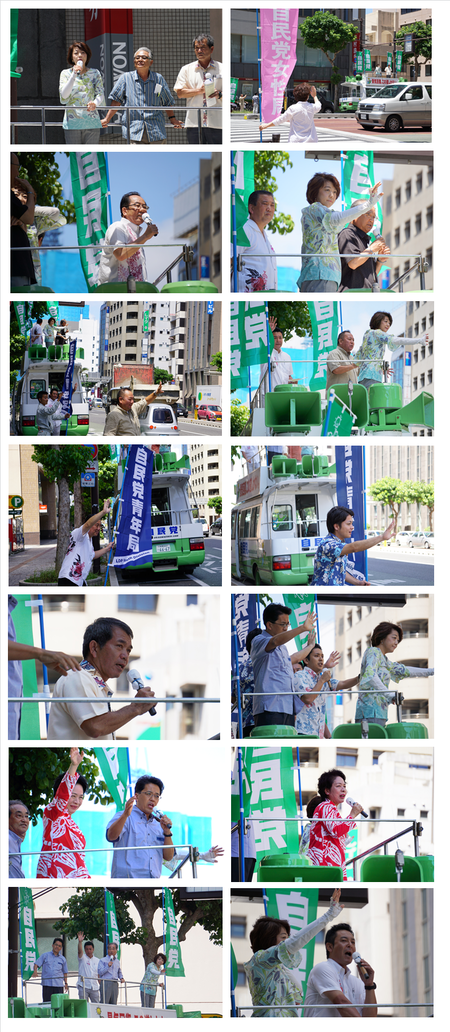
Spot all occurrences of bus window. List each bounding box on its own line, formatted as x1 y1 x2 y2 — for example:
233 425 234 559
240 509 252 538
151 487 172 527
231 511 237 539
295 494 319 537
250 506 260 538
272 504 293 532
29 379 46 399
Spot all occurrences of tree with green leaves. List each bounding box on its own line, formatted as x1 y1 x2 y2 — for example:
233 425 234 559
368 477 406 533
395 21 432 81
10 302 49 394
403 480 434 532
9 748 114 823
231 400 250 437
16 154 75 223
53 888 222 967
32 445 92 571
254 152 294 235
300 12 358 110
209 352 222 373
153 367 175 384
208 496 222 517
80 447 118 524
268 302 311 343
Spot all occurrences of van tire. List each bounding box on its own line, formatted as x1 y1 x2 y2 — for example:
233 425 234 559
252 564 261 585
385 114 403 132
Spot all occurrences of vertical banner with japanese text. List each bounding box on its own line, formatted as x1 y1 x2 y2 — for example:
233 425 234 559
283 595 315 652
260 9 299 123
69 151 108 290
266 889 318 995
231 151 255 246
105 890 121 955
14 302 33 338
308 301 339 392
231 748 252 823
94 747 129 810
335 445 366 577
113 445 154 568
247 746 299 861
59 338 77 419
230 301 272 388
19 887 38 980
164 890 185 977
343 152 382 239
232 594 259 677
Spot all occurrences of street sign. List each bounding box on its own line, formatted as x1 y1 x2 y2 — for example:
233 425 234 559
9 495 24 509
81 471 96 487
84 444 98 458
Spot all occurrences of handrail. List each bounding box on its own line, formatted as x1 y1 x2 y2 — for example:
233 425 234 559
237 1003 433 1013
344 820 423 868
11 105 207 145
9 696 219 703
235 251 428 291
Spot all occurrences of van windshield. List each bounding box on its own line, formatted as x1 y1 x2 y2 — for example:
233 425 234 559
369 84 407 98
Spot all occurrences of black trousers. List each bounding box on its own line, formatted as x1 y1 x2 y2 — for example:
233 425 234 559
254 710 295 727
231 857 256 883
42 985 63 1002
57 577 87 586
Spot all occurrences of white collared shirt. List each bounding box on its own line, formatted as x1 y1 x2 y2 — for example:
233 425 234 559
303 958 366 1017
47 665 114 740
174 59 222 128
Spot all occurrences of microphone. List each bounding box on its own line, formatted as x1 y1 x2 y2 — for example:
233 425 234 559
152 808 172 832
127 668 157 716
141 213 154 226
76 60 83 68
352 953 369 980
346 795 368 819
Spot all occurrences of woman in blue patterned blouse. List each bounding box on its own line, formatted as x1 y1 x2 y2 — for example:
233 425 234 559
356 621 434 725
297 173 382 293
59 41 105 144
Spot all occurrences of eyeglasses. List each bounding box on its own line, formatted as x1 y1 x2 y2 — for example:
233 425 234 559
126 204 149 211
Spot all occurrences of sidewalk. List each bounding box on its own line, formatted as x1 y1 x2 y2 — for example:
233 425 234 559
9 540 57 586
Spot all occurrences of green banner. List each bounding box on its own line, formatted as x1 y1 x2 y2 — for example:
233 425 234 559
386 52 393 68
266 889 318 996
10 595 40 740
69 151 108 290
322 392 356 437
355 51 363 73
364 48 371 71
231 747 252 824
105 890 121 956
230 943 238 990
47 302 59 322
231 151 254 246
231 77 239 103
164 889 185 977
19 887 38 980
344 826 359 880
343 151 383 240
247 746 299 862
395 50 403 73
11 8 21 77
143 309 149 332
283 595 315 653
94 748 129 810
230 301 273 388
308 301 339 392
13 302 33 338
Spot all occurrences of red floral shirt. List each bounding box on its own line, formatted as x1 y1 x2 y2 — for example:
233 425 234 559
36 770 90 879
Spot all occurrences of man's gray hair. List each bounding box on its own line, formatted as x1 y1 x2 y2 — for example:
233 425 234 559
134 47 152 59
350 198 371 207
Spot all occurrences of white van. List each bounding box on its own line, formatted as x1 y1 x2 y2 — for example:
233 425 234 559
14 349 89 436
357 81 432 131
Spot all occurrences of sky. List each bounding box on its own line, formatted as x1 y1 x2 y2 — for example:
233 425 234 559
54 151 210 284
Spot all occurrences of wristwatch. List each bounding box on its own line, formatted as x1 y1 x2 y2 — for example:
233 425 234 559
364 983 377 991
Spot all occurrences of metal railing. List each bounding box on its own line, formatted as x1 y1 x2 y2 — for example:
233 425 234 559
11 104 208 145
10 841 201 879
23 975 165 1008
236 1002 433 1016
234 252 429 291
9 696 219 704
11 243 195 287
231 687 407 725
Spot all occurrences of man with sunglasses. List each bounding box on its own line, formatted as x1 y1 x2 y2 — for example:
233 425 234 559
174 33 222 144
101 47 182 144
98 192 159 285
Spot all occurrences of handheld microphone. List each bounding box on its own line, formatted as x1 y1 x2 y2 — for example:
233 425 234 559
141 213 154 226
76 60 84 68
127 668 157 717
152 808 172 832
346 795 368 819
352 952 369 980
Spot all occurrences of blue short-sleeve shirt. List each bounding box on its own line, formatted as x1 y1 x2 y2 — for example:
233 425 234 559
311 534 347 586
250 630 295 716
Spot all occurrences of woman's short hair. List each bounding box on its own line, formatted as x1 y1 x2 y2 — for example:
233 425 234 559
154 952 167 964
293 84 311 102
306 173 340 205
67 41 92 67
317 769 346 800
52 772 87 797
245 627 262 654
371 621 403 648
306 794 322 818
249 916 290 953
369 311 393 330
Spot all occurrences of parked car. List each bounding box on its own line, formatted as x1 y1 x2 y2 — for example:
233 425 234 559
356 81 432 132
139 402 180 436
396 531 415 547
409 531 434 549
210 518 222 535
176 402 189 418
193 517 209 537
197 405 222 422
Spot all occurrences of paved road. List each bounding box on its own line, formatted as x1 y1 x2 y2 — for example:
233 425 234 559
88 408 222 438
232 545 433 588
231 113 431 145
113 537 222 587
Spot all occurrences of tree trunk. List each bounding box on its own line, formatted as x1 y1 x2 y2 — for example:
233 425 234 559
428 507 433 532
125 889 163 966
73 478 83 530
55 476 71 573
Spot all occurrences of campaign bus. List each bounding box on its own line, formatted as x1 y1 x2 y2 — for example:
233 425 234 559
231 454 336 585
13 339 89 436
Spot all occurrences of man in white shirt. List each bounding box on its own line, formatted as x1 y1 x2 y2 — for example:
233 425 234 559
304 923 377 1017
47 616 157 740
97 192 159 286
58 499 113 587
30 318 44 346
236 191 278 292
174 33 222 144
77 932 100 1003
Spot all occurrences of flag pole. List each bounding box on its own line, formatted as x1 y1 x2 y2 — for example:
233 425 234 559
127 748 133 798
103 446 131 586
36 594 50 729
265 302 272 393
104 153 114 226
162 889 167 1008
231 152 238 290
256 9 262 144
231 594 244 740
296 747 303 834
237 747 245 882
230 948 237 1017
340 151 345 210
104 887 108 972
363 446 368 581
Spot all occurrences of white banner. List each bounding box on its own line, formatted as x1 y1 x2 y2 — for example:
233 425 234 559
88 1003 175 1018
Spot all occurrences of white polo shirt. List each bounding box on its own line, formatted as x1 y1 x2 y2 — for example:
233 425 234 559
303 958 366 1017
77 954 100 991
174 59 222 129
47 665 114 740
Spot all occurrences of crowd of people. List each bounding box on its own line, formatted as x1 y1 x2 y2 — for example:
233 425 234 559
234 602 434 736
235 174 390 293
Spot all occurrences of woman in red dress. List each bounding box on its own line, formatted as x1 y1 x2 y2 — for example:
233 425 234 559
36 747 90 878
307 769 364 881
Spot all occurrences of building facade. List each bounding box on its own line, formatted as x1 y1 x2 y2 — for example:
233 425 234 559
101 300 173 377
190 443 222 525
170 301 222 411
366 443 434 532
382 160 433 290
198 155 222 290
391 300 434 437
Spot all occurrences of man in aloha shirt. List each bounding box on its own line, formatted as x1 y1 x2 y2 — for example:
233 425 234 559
97 192 159 285
295 645 360 738
311 506 395 586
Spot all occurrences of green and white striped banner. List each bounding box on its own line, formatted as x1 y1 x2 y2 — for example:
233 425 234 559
69 151 108 290
105 890 121 956
266 888 318 997
13 302 33 337
19 887 38 980
343 151 382 240
283 595 315 652
308 301 339 392
246 746 299 862
94 747 129 810
164 889 185 977
231 151 254 246
230 301 273 387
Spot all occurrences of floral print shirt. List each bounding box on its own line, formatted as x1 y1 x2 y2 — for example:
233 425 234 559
140 962 161 994
238 655 255 730
311 534 347 586
244 941 304 1017
355 646 433 722
308 800 356 880
294 667 339 737
59 67 105 129
297 195 379 288
356 329 427 383
36 770 89 879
